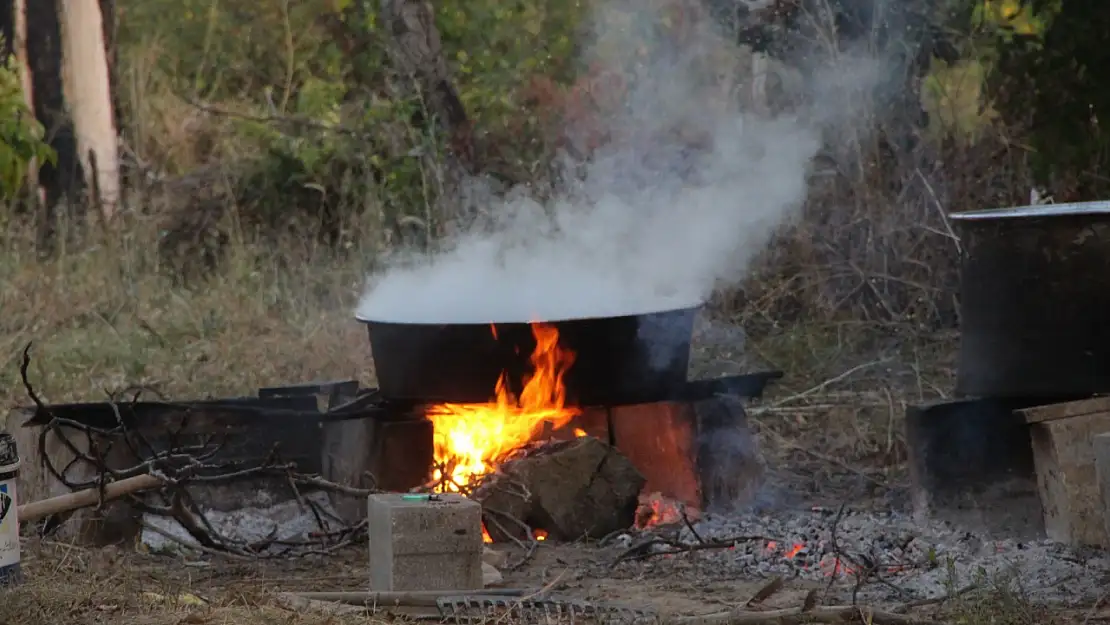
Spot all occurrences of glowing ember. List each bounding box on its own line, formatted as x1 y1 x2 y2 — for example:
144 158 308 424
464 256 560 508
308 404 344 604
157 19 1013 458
426 323 581 490
636 491 699 529
535 529 548 541
573 428 588 437
482 525 493 543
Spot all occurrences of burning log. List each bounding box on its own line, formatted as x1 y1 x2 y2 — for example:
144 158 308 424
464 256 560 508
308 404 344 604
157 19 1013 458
473 436 645 542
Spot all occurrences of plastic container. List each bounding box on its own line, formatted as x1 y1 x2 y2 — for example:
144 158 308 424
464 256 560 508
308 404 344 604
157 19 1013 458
0 432 21 587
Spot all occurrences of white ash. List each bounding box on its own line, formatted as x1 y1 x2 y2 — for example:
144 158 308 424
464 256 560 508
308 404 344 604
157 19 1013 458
141 491 339 556
612 506 1110 606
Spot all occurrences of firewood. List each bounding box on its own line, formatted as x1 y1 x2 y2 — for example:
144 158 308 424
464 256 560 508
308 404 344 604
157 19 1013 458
474 437 645 542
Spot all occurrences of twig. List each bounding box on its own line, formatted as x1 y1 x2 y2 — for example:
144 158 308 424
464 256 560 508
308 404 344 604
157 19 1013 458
681 504 705 544
611 536 770 568
821 503 847 600
745 576 785 607
19 342 49 417
482 506 540 570
139 519 253 561
752 360 891 412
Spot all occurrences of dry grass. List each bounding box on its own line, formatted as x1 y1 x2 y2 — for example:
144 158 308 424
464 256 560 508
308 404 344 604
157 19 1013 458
0 541 378 625
0 219 376 417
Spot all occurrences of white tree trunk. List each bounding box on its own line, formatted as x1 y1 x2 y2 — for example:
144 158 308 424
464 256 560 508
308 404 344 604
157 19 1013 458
57 0 119 220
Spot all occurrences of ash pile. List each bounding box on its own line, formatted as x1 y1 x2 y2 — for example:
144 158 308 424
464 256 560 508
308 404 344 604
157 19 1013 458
607 494 1110 606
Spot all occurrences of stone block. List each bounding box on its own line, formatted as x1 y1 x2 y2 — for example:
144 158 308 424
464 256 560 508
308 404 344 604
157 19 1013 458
367 493 483 591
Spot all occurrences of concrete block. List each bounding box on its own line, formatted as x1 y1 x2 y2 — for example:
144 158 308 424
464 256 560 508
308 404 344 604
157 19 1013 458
367 493 483 591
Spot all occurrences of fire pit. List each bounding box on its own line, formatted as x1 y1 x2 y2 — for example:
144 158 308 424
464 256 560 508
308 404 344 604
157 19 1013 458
353 306 782 541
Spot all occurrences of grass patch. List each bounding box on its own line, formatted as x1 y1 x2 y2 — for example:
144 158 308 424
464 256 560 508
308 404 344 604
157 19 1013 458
0 222 374 416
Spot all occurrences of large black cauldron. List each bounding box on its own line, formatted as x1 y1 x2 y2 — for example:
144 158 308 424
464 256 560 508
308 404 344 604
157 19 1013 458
357 306 700 406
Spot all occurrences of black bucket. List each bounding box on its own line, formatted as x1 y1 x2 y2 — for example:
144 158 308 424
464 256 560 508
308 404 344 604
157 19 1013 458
0 432 21 587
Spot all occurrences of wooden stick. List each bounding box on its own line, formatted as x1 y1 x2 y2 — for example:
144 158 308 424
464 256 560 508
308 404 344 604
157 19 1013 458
18 473 164 522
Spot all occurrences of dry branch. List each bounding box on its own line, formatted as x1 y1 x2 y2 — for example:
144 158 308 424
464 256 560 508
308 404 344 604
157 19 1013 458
15 343 375 557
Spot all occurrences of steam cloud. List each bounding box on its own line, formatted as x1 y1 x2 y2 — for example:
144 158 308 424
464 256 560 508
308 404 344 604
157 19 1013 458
357 0 874 324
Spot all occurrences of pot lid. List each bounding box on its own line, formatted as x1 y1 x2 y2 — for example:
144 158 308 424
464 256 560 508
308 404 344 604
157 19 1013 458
950 201 1110 221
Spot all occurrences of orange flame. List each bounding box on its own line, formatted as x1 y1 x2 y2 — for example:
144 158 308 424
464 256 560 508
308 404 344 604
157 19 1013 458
426 323 581 490
535 529 548 541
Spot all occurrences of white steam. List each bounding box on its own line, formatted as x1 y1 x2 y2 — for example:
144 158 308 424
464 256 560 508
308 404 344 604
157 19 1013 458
357 0 867 324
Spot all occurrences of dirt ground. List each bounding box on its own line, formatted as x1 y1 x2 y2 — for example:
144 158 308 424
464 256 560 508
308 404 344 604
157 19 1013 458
0 533 1098 625
0 539 830 625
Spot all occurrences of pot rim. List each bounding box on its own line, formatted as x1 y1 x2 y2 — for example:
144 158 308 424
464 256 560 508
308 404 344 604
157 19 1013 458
950 200 1110 222
354 303 704 326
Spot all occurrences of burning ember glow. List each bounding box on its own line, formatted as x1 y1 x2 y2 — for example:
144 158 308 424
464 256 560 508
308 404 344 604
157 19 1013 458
636 491 700 529
534 529 548 541
761 540 866 577
426 323 581 490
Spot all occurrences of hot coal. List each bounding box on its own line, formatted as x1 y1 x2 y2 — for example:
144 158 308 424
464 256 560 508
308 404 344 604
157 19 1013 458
610 505 1110 606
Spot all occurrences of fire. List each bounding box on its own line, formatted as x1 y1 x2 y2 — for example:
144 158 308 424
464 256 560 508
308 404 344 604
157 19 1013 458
573 428 588 437
535 529 548 541
426 323 581 490
635 491 699 529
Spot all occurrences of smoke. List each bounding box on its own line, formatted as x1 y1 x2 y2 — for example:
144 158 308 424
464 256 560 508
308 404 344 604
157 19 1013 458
357 0 882 324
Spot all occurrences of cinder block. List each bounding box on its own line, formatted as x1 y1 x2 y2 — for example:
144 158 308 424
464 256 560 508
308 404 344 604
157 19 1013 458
367 493 483 591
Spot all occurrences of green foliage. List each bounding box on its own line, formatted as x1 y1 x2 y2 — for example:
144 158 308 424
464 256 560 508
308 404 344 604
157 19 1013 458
982 0 1110 197
115 0 587 233
436 0 584 130
0 50 56 203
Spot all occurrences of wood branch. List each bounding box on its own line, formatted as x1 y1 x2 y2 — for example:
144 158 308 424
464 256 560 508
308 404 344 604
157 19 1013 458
18 473 162 523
